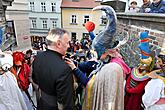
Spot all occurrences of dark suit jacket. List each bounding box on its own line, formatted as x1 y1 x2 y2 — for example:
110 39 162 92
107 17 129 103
32 49 74 110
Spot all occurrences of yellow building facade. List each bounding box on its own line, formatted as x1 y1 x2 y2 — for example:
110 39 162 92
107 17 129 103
61 7 106 41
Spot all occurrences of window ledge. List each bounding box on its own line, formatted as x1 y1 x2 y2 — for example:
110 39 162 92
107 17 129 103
99 24 106 26
70 23 78 25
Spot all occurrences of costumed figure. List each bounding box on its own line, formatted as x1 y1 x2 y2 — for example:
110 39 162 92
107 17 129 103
10 51 34 110
124 31 155 110
83 5 130 110
65 5 130 110
0 51 28 110
142 48 165 110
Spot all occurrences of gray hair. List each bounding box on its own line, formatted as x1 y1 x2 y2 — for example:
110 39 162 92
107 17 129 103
46 28 69 46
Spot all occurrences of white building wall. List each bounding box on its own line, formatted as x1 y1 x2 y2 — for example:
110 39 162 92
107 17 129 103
6 0 32 51
28 0 61 36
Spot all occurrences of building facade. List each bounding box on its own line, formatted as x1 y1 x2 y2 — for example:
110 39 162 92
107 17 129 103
6 0 31 51
61 0 106 41
28 0 61 50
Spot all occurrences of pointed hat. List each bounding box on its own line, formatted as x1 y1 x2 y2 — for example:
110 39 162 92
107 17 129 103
92 5 127 59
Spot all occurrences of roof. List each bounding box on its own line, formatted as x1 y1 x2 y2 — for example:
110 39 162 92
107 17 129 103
61 0 101 9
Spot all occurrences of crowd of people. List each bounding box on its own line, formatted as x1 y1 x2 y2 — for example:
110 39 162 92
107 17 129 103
127 0 165 13
0 4 164 110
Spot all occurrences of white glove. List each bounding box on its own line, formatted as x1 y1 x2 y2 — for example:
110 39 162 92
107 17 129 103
145 8 151 13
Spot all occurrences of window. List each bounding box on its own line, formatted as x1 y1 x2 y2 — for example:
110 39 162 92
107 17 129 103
42 20 47 29
71 15 77 24
52 20 57 28
41 2 46 12
83 33 89 39
51 3 56 12
84 15 89 24
30 2 35 11
31 19 37 28
100 16 107 25
5 20 17 48
71 32 76 41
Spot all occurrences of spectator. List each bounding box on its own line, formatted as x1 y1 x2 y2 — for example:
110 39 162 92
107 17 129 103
140 0 152 13
149 0 165 13
127 1 140 12
124 32 154 110
32 28 74 110
25 49 33 66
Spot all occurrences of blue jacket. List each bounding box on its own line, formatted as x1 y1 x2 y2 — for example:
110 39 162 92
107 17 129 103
73 61 98 86
149 0 165 13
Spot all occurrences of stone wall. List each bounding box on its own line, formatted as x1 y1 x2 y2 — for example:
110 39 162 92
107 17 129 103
116 13 165 67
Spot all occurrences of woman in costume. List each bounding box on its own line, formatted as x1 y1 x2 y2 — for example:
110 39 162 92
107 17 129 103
11 51 33 110
124 31 155 110
142 49 165 110
66 5 130 110
0 51 28 110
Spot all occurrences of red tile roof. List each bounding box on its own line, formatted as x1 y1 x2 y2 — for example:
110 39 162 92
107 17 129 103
61 0 101 9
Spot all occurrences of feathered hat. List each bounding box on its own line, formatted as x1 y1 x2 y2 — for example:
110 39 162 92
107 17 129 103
91 5 127 59
138 32 152 66
131 31 154 81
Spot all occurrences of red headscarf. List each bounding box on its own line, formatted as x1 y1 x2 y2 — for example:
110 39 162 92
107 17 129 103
13 51 25 66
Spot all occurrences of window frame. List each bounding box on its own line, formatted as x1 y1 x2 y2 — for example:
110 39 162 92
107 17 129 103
41 2 46 12
51 3 56 12
83 15 89 24
52 20 57 28
42 20 47 29
71 14 77 24
31 19 37 29
30 2 35 11
100 16 107 25
71 32 77 41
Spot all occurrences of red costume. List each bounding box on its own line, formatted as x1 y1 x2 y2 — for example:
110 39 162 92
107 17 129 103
11 51 30 91
124 74 150 110
125 31 154 110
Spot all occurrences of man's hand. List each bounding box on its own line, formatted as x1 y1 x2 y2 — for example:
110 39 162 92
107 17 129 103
64 58 76 70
